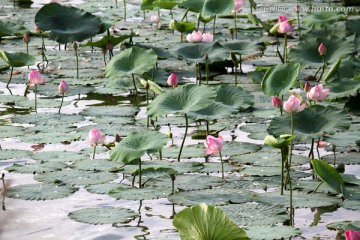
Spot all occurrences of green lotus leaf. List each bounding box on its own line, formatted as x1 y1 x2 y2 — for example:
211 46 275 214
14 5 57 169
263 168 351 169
120 160 204 174
0 125 24 138
288 36 354 67
6 183 78 201
80 105 139 117
31 151 88 163
85 183 122 195
0 94 27 103
215 84 254 110
68 207 139 225
141 0 156 10
303 12 344 28
245 225 301 240
202 0 234 17
0 149 32 160
35 3 102 44
173 20 196 33
105 46 158 77
97 17 115 34
222 40 266 57
346 19 360 37
178 0 205 12
132 167 174 179
152 0 181 10
110 130 168 164
268 105 352 141
85 34 137 49
323 57 342 83
11 113 85 126
5 161 67 174
325 77 360 99
327 221 360 231
261 62 300 96
108 186 168 200
173 42 228 64
147 84 217 117
173 203 249 240
0 20 27 37
188 102 234 121
344 94 360 116
72 159 119 171
0 50 35 67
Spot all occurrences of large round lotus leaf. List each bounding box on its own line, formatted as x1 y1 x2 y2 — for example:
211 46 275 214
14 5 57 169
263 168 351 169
68 207 139 225
346 19 360 37
105 46 158 77
110 130 168 164
11 113 85 126
340 200 360 211
31 151 88 163
288 36 354 67
172 42 228 64
80 105 139 117
261 62 300 96
0 94 27 103
72 159 120 171
5 161 67 174
85 34 136 49
303 12 344 28
294 179 337 194
173 203 249 240
327 221 360 231
215 85 254 110
254 190 341 208
147 84 217 117
323 124 359 150
188 102 234 121
325 78 360 99
34 170 118 186
323 152 360 165
202 0 234 16
85 183 123 195
0 125 24 138
222 141 262 157
268 105 352 142
160 144 207 159
222 40 265 57
0 149 32 160
147 174 224 191
16 98 70 108
152 0 180 10
219 203 288 226
35 3 102 44
239 123 268 141
6 183 78 201
245 225 301 240
178 0 205 12
25 125 77 134
108 186 168 200
168 188 254 206
0 50 35 67
19 132 81 144
240 167 310 179
0 20 27 37
119 160 204 174
341 174 360 186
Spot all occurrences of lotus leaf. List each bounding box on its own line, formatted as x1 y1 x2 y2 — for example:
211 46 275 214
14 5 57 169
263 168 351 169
173 203 249 240
108 186 168 200
327 221 360 231
85 183 123 195
178 0 205 12
0 50 35 67
31 151 87 163
202 0 234 17
0 20 27 37
11 113 85 126
215 84 254 110
6 162 67 174
152 0 181 10
0 149 32 161
303 12 344 28
325 77 360 99
245 225 301 240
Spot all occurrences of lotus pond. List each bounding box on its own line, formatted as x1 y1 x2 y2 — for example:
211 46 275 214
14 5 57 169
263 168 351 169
1 0 360 239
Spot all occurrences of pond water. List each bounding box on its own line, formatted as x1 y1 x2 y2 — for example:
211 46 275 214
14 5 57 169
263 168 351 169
1 0 360 239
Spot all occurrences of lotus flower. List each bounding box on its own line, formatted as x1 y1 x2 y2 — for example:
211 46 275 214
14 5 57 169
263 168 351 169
202 32 214 43
35 25 41 32
167 73 179 88
278 15 289 23
87 128 106 159
150 15 160 23
271 96 283 108
28 70 45 86
345 230 360 240
58 80 69 94
304 82 312 93
23 33 30 44
283 95 306 113
306 84 329 102
318 42 327 56
317 141 331 148
186 30 203 43
204 135 224 155
278 20 295 34
231 0 243 14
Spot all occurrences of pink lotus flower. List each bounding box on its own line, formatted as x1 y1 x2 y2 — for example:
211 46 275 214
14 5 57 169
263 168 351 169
278 21 295 34
345 230 360 240
271 96 283 108
318 42 327 56
204 135 224 155
278 15 289 23
150 15 160 23
317 141 331 148
87 129 106 147
58 80 69 94
306 84 330 102
35 25 41 32
202 32 213 42
186 30 203 43
28 70 45 86
283 95 306 113
23 33 30 44
231 0 243 14
304 82 312 93
167 73 179 88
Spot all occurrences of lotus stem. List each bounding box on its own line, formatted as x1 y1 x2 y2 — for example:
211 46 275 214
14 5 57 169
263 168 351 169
239 53 243 73
59 93 64 114
234 11 237 39
138 158 142 188
319 55 326 81
316 138 321 159
143 10 145 20
131 73 138 93
75 48 79 79
219 151 224 179
308 138 315 159
177 113 189 162
296 11 301 37
205 55 209 85
170 9 173 20
92 145 96 159
206 120 209 135
146 87 150 128
212 15 216 41
280 148 285 195
24 84 29 97
284 33 288 63
276 36 284 63
123 0 127 22
234 65 238 86
26 43 29 69
6 66 14 88
289 112 294 166
34 84 37 113
103 53 106 66
289 177 294 226
333 146 336 166
313 181 323 193
41 35 48 68
181 8 189 21
197 13 201 30
115 0 118 8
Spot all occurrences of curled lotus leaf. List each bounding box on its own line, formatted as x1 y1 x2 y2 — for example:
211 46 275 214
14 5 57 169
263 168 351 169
0 50 35 67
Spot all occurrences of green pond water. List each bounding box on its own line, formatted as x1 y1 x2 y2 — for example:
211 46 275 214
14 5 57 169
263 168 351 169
0 0 360 239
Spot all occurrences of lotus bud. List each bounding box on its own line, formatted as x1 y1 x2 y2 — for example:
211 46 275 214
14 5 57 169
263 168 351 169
28 70 46 85
169 19 176 30
304 82 312 92
58 80 69 94
23 33 30 44
35 25 41 33
101 47 107 55
296 5 300 13
204 135 224 155
230 52 238 64
145 82 150 90
150 15 160 23
73 41 78 51
271 96 283 108
318 42 327 56
283 95 306 113
167 73 179 88
87 128 106 147
114 133 121 143
106 40 113 51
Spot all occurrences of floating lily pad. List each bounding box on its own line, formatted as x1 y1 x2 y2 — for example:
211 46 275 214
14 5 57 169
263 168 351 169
0 125 24 138
72 159 120 171
80 105 139 117
11 113 85 126
0 20 27 37
34 170 117 186
303 12 344 28
219 203 288 226
224 175 280 191
239 124 268 141
0 94 27 103
108 186 168 200
323 152 360 165
19 132 81 144
160 144 206 159
68 207 139 225
16 98 70 108
221 141 262 157
6 183 78 201
0 149 32 160
327 221 360 231
31 151 88 163
245 225 301 240
199 162 241 173
85 182 124 195
5 161 67 174
119 160 204 174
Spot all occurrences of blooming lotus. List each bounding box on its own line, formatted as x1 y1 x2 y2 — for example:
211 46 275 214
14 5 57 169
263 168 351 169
167 73 179 88
278 20 295 34
186 31 203 43
318 42 327 56
306 84 329 102
345 230 360 240
283 95 306 113
28 70 45 86
202 32 213 43
278 15 289 23
204 135 224 155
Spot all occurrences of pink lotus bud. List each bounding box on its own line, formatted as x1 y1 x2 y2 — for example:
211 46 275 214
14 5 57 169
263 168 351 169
167 73 179 88
87 128 106 147
306 84 330 102
278 15 289 23
317 141 331 148
318 42 327 56
150 15 160 23
202 32 213 42
271 96 283 108
278 21 295 34
23 33 30 44
345 230 360 240
186 30 203 43
204 135 224 155
58 80 69 94
231 0 243 14
304 82 312 93
28 70 46 85
283 95 306 113
35 25 41 32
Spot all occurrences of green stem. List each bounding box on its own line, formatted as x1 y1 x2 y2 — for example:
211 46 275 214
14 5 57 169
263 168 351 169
219 151 224 179
124 0 127 22
6 66 14 88
146 88 149 128
289 112 294 167
308 138 315 159
103 53 106 66
26 43 29 69
313 181 323 193
138 158 142 188
59 93 64 114
284 33 288 63
280 148 285 195
297 12 301 37
171 178 174 195
289 177 294 226
316 138 321 159
170 9 173 20
92 145 96 159
177 114 188 162
276 36 284 63
132 73 138 93
212 15 216 41
234 11 237 39
239 54 243 73
34 84 37 113
181 8 189 21
319 55 326 81
75 48 79 79
205 57 209 85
